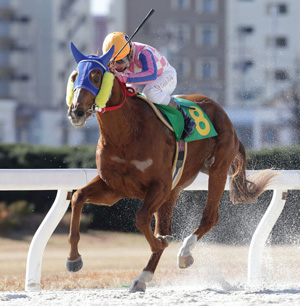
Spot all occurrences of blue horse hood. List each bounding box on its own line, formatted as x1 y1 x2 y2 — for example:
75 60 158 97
70 42 115 97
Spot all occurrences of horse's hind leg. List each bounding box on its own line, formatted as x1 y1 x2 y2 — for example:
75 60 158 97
177 163 230 269
67 175 120 272
130 189 179 292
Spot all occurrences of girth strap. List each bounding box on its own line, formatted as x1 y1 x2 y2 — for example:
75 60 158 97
171 140 187 189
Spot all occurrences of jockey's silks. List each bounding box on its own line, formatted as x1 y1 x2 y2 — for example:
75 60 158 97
122 42 170 85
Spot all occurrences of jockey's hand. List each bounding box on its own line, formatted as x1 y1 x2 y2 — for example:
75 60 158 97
115 73 128 84
108 60 116 73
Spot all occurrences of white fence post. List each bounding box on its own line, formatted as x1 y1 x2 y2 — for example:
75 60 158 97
25 189 71 291
248 189 288 284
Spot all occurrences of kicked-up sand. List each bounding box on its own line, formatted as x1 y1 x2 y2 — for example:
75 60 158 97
1 231 300 305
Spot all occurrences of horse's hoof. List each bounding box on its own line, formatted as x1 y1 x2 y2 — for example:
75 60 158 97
178 254 194 269
129 280 146 293
66 256 83 272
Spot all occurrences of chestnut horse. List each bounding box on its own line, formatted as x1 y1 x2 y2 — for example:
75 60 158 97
66 44 273 292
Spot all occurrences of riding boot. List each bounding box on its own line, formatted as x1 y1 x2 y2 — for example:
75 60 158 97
168 98 196 140
177 104 196 140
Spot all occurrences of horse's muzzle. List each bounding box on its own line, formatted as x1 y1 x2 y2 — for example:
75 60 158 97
68 107 87 127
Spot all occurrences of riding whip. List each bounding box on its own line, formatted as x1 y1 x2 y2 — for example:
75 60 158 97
109 8 155 64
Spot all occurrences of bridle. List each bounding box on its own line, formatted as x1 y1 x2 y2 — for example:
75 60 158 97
87 76 136 115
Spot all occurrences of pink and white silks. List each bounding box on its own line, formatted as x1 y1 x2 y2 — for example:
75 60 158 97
116 42 177 105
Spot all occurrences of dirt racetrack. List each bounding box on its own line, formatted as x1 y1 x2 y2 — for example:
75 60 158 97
1 231 300 305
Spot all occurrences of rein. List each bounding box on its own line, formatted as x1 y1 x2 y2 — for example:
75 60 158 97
98 77 136 114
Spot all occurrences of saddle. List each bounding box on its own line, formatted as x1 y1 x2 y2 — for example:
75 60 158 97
136 93 218 189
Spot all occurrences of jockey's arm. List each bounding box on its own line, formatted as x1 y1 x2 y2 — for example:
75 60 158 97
116 49 158 84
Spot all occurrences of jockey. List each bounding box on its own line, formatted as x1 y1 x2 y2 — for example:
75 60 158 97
102 32 195 140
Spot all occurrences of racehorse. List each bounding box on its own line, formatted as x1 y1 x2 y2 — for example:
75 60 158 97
66 43 274 292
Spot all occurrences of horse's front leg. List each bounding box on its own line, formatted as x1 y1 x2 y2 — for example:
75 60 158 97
67 175 120 272
135 180 171 254
130 189 179 292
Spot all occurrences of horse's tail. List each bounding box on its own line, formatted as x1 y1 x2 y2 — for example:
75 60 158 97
229 141 276 205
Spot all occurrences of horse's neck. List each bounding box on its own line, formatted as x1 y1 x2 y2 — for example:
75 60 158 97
97 80 138 145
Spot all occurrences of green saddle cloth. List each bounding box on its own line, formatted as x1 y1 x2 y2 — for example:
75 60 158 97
156 97 218 142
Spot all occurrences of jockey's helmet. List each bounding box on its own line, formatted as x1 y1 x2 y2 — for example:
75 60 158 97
102 32 132 61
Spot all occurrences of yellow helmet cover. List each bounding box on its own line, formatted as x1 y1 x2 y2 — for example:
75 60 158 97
102 32 131 61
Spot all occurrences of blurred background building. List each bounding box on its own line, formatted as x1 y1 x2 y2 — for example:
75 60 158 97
225 0 300 148
0 0 299 148
0 0 94 146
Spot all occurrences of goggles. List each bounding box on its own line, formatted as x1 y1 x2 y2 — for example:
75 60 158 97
116 55 130 65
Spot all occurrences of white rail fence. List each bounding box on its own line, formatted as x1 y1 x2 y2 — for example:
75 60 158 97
0 169 299 291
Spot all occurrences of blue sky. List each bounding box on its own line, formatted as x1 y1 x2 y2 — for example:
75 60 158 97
91 0 111 15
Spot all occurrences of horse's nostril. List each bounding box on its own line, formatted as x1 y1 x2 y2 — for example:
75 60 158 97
77 110 85 118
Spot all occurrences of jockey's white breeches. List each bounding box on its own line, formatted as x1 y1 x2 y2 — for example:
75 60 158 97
131 66 177 105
